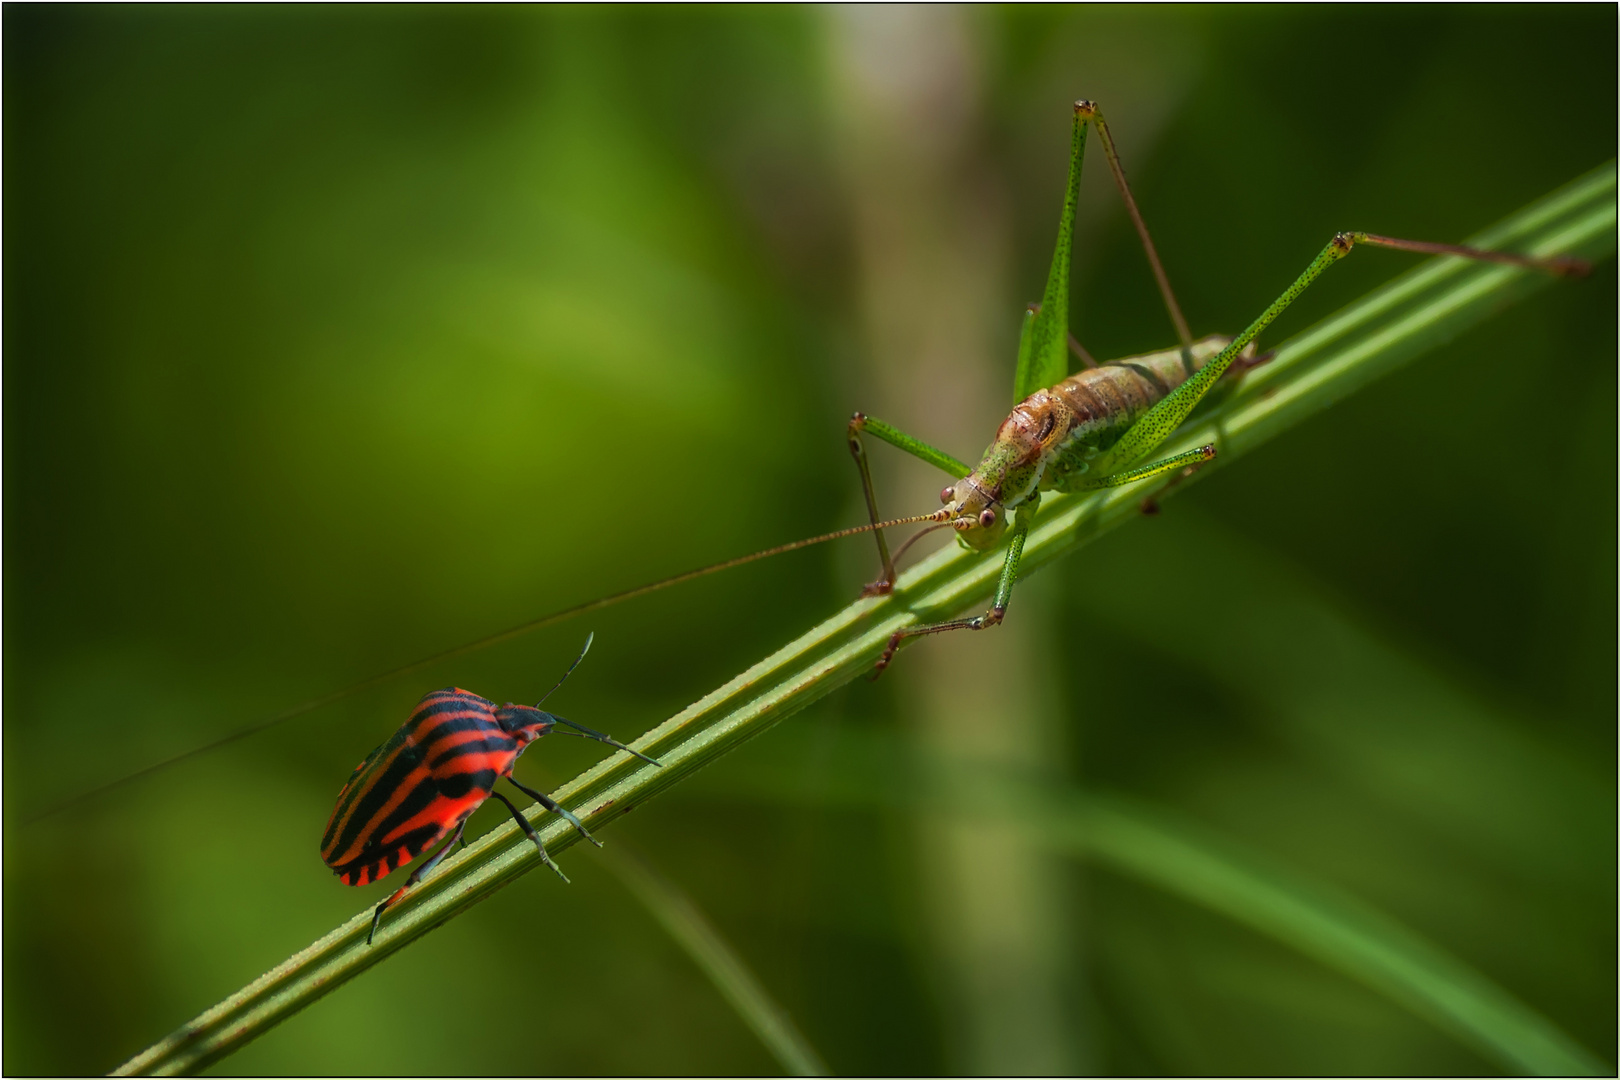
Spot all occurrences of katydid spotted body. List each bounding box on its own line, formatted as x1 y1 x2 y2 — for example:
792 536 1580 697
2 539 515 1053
845 100 1587 674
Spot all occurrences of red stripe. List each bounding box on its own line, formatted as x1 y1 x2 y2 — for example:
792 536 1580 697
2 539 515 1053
325 762 434 867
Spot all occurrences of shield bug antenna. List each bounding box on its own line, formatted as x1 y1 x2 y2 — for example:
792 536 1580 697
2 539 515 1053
547 716 663 768
535 631 664 767
537 631 595 707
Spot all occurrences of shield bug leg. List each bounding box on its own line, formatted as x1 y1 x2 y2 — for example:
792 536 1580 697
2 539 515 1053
507 775 601 849
367 820 468 945
489 789 570 883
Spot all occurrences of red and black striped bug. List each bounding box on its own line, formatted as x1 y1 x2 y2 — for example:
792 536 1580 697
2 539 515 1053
319 633 661 944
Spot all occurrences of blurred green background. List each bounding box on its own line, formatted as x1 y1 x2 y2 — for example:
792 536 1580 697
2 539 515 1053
5 6 1614 1075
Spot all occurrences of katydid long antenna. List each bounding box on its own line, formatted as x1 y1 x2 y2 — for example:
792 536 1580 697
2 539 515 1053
24 509 948 824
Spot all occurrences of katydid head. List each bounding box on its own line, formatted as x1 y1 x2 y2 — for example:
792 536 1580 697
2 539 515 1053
938 390 1068 550
938 473 1010 551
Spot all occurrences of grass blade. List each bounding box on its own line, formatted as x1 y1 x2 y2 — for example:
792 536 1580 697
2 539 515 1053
675 729 1609 1076
112 163 1615 1077
600 845 828 1077
1071 793 1609 1078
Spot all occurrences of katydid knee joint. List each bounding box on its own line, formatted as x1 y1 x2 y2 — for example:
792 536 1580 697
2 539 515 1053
847 413 867 453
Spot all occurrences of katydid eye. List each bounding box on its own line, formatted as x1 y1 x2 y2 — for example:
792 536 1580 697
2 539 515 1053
940 486 956 504
979 509 997 528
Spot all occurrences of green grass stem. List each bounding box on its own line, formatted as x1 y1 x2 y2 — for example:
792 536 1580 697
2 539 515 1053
113 163 1615 1076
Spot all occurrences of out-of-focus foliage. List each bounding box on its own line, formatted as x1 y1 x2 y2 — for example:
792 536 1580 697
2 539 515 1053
4 6 1613 1076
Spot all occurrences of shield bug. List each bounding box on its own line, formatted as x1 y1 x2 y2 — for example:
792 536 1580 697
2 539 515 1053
318 633 660 944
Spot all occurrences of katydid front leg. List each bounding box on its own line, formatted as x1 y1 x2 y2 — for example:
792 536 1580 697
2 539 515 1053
1075 445 1216 492
871 492 1041 677
847 412 969 595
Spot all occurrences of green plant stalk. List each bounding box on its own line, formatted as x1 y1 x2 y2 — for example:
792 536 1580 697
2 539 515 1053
114 164 1616 1077
599 845 828 1077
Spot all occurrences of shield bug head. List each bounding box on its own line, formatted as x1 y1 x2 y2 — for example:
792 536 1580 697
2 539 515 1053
495 703 557 745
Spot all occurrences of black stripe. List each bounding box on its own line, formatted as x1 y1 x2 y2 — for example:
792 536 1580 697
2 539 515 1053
407 691 495 731
341 742 386 790
426 736 518 771
326 737 428 860
396 823 441 862
437 768 498 801
332 823 441 882
359 773 445 856
322 724 416 855
414 713 503 749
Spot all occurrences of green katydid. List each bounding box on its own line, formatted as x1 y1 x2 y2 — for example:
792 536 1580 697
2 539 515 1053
844 100 1586 674
24 99 1592 823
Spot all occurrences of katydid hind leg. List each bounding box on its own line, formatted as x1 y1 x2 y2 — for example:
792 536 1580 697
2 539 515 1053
872 494 1040 676
1075 101 1196 367
848 413 971 596
1093 228 1587 480
1068 331 1099 369
1017 101 1193 404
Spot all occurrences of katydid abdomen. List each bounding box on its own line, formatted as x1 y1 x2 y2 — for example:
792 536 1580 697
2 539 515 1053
952 335 1235 532
1042 336 1234 482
